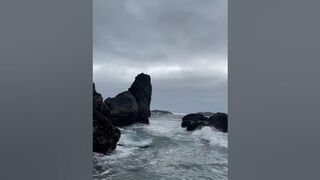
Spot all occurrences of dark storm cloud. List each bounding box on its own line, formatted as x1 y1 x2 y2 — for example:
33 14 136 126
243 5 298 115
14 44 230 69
93 0 227 113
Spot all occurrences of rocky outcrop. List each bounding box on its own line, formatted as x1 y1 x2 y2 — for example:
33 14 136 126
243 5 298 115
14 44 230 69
209 112 228 133
105 91 139 115
93 110 120 154
181 113 209 131
104 73 152 126
128 73 152 124
151 110 173 115
181 112 228 133
93 83 121 154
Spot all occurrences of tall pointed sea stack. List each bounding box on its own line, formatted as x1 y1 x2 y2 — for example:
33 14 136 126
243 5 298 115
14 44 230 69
104 73 152 126
128 73 152 124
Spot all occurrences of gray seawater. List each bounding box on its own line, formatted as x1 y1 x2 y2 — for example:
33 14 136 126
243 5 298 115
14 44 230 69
93 114 228 180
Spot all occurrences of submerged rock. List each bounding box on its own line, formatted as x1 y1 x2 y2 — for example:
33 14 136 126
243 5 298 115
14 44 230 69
209 112 228 133
93 83 121 154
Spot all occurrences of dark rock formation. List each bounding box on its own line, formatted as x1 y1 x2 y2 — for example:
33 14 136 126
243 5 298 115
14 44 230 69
128 73 152 124
105 91 138 114
93 83 110 117
181 112 228 133
181 113 209 131
151 110 173 115
104 91 140 126
93 83 121 154
93 110 120 154
209 112 228 133
102 73 152 126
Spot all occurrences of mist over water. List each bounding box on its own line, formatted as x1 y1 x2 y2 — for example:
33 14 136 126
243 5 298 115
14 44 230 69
93 114 228 180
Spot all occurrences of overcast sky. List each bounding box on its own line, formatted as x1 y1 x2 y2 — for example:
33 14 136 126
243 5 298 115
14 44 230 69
93 0 227 113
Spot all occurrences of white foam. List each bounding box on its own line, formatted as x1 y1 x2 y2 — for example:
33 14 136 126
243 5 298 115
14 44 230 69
191 127 228 148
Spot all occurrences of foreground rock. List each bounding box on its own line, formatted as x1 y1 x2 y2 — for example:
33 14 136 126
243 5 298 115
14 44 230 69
151 110 173 115
93 83 121 154
181 112 228 133
104 73 152 126
209 112 228 133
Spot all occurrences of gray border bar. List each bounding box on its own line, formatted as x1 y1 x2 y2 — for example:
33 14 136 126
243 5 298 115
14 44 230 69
0 0 92 179
229 0 320 179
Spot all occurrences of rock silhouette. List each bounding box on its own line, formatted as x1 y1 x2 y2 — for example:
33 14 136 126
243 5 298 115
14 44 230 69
181 112 228 133
105 73 152 126
93 83 121 154
209 112 228 133
181 113 209 131
128 73 152 124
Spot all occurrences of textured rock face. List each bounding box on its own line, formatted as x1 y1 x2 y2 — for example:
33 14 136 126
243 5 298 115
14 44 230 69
104 91 140 126
181 113 209 131
209 112 228 133
93 83 121 154
181 112 228 133
101 73 152 127
105 91 138 115
128 73 152 124
93 83 110 117
93 110 120 154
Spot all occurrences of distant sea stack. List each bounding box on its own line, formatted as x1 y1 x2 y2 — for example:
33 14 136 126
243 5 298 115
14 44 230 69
93 83 121 154
151 110 173 115
181 112 228 133
105 73 152 126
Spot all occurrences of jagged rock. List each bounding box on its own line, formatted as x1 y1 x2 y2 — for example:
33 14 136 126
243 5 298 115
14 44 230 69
93 110 121 154
93 83 110 116
181 112 228 133
93 83 121 154
181 113 209 131
209 112 228 133
104 91 140 126
105 91 139 115
151 110 173 115
128 73 152 124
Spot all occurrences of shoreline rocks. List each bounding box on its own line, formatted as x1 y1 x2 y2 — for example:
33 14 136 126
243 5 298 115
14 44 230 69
181 113 209 131
93 73 152 153
209 112 228 133
181 112 228 133
93 83 121 154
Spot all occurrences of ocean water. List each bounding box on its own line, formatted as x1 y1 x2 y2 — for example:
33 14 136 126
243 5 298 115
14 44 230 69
93 114 228 180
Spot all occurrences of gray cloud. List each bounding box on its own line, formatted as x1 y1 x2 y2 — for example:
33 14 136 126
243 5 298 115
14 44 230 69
93 0 227 113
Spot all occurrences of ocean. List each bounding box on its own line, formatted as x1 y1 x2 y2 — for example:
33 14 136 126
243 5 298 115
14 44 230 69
93 114 228 180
